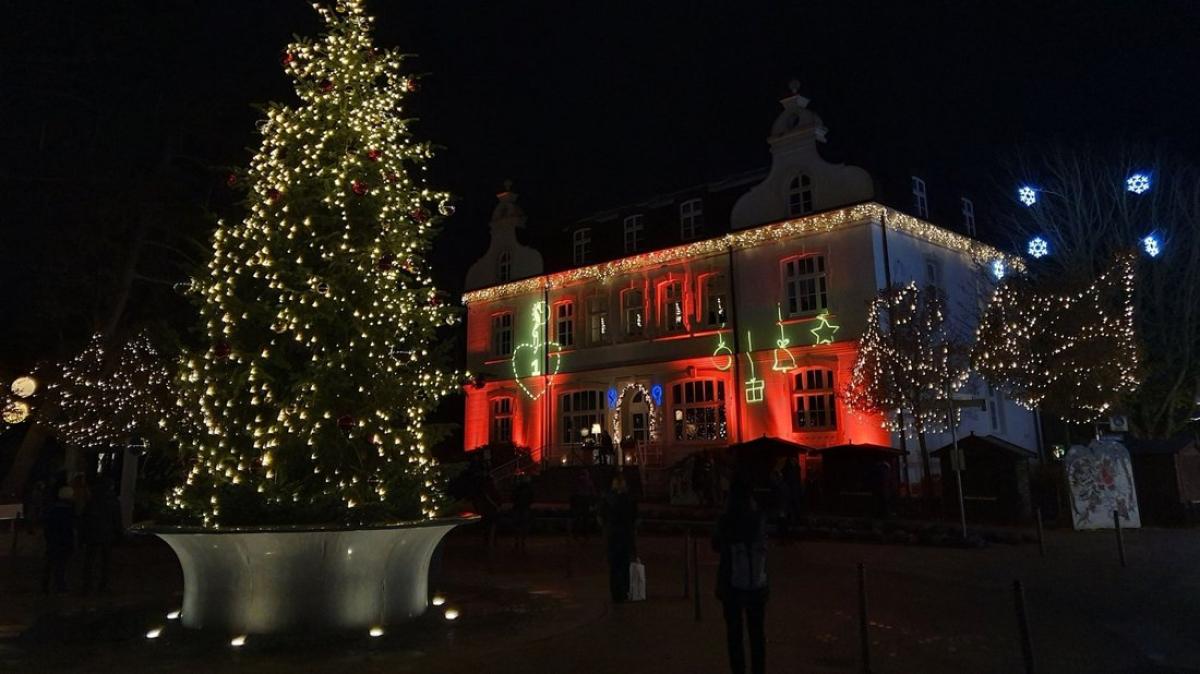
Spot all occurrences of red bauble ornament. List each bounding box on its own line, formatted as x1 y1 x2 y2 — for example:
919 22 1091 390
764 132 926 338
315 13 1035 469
213 341 232 359
385 172 398 184
281 51 296 66
366 149 381 161
410 207 429 223
352 180 368 196
377 253 395 270
320 79 334 92
402 78 418 93
337 414 355 432
266 187 281 202
225 173 238 187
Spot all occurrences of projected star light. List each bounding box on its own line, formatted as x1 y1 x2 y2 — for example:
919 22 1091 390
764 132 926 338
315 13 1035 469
1027 237 1049 259
1126 174 1151 195
1017 186 1037 207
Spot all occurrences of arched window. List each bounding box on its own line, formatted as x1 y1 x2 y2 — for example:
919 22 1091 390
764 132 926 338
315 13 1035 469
788 174 814 216
496 251 511 282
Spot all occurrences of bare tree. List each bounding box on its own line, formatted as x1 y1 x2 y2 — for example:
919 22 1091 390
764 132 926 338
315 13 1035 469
1002 146 1200 438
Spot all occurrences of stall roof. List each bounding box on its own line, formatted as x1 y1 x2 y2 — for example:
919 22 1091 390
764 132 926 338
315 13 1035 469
932 433 1038 458
810 442 905 456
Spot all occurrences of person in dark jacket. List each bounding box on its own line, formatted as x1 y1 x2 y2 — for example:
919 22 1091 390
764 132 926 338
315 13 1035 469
80 478 123 593
42 486 76 594
713 480 768 674
569 469 597 541
601 475 638 602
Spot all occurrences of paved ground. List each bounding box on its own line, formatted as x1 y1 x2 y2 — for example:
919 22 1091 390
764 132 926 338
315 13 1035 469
2 522 1200 673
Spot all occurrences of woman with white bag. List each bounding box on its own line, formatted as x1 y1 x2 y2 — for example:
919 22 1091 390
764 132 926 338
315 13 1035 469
713 479 768 674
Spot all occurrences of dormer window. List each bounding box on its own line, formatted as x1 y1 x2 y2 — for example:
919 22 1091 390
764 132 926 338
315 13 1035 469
788 174 814 216
961 198 976 237
573 228 591 266
623 215 645 253
912 176 928 218
496 251 511 282
680 199 703 240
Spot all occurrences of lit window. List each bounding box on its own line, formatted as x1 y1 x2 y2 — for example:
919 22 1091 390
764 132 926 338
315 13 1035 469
622 289 644 337
672 380 727 442
573 228 591 266
661 281 685 332
702 274 727 327
961 198 976 237
490 398 513 444
788 175 814 216
623 215 645 253
912 176 928 218
679 199 703 240
559 390 605 445
793 369 837 430
588 296 609 344
491 312 512 356
782 255 828 316
555 301 574 347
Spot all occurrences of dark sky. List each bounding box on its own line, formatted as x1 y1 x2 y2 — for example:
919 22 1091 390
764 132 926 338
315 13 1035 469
2 0 1198 364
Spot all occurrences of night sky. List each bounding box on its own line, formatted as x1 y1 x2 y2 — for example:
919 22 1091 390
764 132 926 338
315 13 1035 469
3 0 1198 367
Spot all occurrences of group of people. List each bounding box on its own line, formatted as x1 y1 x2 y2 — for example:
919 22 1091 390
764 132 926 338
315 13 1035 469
25 473 124 595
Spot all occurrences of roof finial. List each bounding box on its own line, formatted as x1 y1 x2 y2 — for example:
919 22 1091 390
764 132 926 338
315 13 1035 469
788 78 801 95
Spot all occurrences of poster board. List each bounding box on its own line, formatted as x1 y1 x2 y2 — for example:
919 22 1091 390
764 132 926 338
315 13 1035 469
1065 439 1140 530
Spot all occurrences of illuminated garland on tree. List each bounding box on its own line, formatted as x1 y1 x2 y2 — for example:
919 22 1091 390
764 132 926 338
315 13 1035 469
171 0 459 526
973 253 1139 423
42 333 174 450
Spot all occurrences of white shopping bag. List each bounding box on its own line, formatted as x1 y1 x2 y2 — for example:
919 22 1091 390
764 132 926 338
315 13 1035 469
629 559 646 601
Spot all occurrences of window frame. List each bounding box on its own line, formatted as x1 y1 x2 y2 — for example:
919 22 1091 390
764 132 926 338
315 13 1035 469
792 368 838 431
911 176 928 218
490 396 514 444
572 228 591 266
496 251 511 283
558 389 606 445
660 279 686 333
623 214 645 253
787 174 814 216
587 295 609 345
961 197 976 237
491 311 513 356
679 198 703 240
781 254 829 317
700 273 728 328
554 300 575 347
671 379 728 443
622 287 645 337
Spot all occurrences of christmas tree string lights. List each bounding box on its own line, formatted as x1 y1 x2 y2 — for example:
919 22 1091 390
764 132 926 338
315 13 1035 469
171 0 458 526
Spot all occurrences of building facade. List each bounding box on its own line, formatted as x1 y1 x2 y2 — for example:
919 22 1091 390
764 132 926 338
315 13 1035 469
461 89 1039 490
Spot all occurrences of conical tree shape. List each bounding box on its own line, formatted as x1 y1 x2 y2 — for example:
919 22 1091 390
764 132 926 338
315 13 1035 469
171 0 458 526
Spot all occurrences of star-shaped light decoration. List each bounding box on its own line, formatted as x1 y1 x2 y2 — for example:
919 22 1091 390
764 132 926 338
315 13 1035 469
1027 237 1049 259
1017 185 1037 207
991 259 1007 280
1142 234 1161 258
1126 173 1151 195
809 312 840 345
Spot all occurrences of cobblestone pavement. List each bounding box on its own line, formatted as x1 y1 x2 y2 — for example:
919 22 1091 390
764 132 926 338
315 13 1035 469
3 524 1200 673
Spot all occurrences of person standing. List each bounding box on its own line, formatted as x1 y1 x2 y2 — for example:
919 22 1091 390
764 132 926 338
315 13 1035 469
80 478 123 593
41 486 76 595
510 474 534 555
569 469 596 541
601 475 638 602
713 480 768 674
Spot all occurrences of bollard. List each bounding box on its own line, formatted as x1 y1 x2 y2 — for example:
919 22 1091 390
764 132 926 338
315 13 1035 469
1035 507 1045 559
692 532 701 622
857 562 871 674
1113 510 1126 568
566 519 574 579
1013 580 1036 673
683 530 691 598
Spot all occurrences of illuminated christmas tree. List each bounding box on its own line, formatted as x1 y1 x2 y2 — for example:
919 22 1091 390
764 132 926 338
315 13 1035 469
170 0 458 526
973 253 1139 424
846 283 969 491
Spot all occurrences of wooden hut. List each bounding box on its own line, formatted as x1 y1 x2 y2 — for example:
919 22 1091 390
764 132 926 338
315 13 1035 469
933 433 1037 523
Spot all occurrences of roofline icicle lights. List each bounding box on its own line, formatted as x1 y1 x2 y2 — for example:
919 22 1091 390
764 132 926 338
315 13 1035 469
462 203 1025 305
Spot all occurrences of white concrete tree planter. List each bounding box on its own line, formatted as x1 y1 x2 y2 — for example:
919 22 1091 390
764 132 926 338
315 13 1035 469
140 517 475 634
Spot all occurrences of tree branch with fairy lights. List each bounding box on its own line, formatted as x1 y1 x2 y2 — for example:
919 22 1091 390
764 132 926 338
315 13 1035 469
846 283 970 492
169 0 459 526
973 252 1140 425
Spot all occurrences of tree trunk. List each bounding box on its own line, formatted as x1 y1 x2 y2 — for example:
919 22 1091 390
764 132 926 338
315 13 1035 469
917 431 934 505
